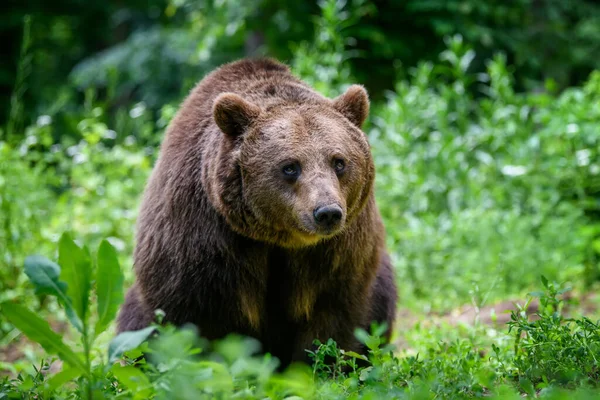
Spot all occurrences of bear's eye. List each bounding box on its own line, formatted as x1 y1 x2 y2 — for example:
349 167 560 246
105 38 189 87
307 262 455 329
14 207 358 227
333 158 346 174
282 163 301 179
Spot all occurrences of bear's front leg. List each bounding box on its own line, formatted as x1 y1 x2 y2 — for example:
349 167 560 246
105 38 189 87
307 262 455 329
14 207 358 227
117 284 155 333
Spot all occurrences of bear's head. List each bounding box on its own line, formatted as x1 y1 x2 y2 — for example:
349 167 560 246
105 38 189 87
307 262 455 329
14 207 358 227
205 85 374 248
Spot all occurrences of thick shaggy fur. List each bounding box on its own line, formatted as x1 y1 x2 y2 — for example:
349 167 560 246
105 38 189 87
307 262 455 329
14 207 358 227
117 58 397 368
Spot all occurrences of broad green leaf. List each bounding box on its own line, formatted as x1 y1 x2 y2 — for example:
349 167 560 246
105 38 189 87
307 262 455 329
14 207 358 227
58 233 92 331
24 255 82 332
266 364 313 398
343 351 369 361
24 255 66 296
195 361 233 392
95 240 124 336
111 364 153 399
1 302 87 375
46 366 80 390
108 326 155 364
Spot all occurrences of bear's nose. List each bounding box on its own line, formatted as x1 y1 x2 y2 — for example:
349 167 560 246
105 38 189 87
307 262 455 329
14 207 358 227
313 205 343 229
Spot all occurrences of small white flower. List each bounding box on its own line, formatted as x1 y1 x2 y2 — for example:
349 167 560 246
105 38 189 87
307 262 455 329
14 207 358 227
106 237 126 251
103 129 117 140
36 115 52 127
73 153 88 164
475 151 494 165
129 103 146 118
501 165 527 176
576 149 590 166
124 136 136 146
566 123 579 134
67 145 79 157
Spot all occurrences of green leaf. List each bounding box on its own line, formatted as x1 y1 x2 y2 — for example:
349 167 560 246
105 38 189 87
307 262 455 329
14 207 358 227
24 255 82 332
108 326 155 364
528 291 545 298
58 233 92 331
24 255 66 296
1 302 88 375
46 366 80 390
111 364 153 399
519 377 536 397
359 366 373 381
95 240 124 336
557 287 572 295
343 351 369 361
372 322 388 337
354 327 369 345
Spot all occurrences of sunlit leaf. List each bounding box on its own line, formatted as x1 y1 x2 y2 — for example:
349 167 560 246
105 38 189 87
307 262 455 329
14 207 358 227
24 255 82 331
46 366 80 390
58 233 92 332
108 326 155 364
111 364 153 399
95 240 124 336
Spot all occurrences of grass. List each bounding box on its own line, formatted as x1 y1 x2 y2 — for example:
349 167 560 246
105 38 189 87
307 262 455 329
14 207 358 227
1 254 599 399
1 231 599 399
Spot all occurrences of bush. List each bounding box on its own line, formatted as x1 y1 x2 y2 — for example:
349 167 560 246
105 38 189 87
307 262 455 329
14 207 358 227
371 37 600 309
2 237 599 398
0 102 154 337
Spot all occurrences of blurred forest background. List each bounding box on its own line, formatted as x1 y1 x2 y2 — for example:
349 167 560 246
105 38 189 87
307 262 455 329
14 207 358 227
4 0 600 131
2 0 600 343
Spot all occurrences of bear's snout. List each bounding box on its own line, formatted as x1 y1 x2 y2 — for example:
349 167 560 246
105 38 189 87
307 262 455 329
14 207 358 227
313 204 344 231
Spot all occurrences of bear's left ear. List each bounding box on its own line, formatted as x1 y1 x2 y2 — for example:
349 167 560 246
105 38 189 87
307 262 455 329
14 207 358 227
332 85 370 128
213 93 261 137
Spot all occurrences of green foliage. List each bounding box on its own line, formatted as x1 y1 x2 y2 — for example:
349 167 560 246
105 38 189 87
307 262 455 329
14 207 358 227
24 254 81 332
96 240 125 336
0 101 153 336
7 0 600 130
58 233 92 332
5 15 32 142
0 141 53 302
108 327 155 365
308 279 600 399
371 36 600 310
291 0 364 97
5 241 600 398
508 279 600 388
1 238 125 398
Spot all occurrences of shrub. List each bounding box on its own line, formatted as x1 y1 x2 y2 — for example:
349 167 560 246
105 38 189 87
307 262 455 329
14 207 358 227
371 37 600 309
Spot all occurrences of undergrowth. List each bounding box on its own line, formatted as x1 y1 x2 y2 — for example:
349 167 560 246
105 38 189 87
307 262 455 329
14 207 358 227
1 237 599 399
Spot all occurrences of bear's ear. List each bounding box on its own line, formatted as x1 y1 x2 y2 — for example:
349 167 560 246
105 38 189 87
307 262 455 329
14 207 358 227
332 85 370 128
213 93 261 137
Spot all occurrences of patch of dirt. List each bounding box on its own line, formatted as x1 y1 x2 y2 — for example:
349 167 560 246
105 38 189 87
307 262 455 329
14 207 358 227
394 290 600 348
1 319 69 376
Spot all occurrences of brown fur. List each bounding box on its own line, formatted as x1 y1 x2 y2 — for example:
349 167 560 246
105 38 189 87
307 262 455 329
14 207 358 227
117 58 398 368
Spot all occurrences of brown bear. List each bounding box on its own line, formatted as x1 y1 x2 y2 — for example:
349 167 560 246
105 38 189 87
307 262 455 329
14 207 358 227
117 58 397 368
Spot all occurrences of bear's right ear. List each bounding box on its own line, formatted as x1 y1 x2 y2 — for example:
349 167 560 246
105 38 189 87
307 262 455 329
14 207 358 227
213 93 261 137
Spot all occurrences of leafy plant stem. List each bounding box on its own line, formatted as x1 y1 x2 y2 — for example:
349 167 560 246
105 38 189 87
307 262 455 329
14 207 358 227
82 325 93 399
